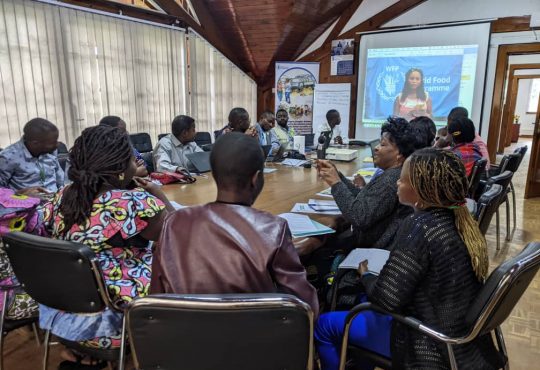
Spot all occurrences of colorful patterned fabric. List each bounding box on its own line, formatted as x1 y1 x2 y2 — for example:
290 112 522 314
0 188 44 320
451 142 483 177
38 188 164 345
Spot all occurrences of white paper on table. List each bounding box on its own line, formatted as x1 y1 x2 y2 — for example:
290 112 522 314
278 213 318 234
281 158 308 167
339 248 390 275
316 187 333 198
263 168 277 174
291 203 342 215
307 199 339 211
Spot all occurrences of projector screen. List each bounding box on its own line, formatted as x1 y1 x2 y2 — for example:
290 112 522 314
355 22 491 139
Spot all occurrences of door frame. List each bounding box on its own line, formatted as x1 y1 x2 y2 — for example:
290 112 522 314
501 73 540 147
487 43 540 163
525 90 540 198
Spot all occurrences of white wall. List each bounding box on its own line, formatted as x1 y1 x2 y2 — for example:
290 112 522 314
384 0 540 27
515 78 538 136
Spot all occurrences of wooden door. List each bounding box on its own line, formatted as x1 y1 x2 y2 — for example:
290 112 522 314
525 93 540 198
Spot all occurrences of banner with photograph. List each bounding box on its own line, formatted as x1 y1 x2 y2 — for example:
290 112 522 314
275 62 320 134
331 39 354 76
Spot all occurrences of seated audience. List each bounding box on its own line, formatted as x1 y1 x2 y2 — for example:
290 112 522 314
215 107 257 139
437 107 490 167
272 108 294 150
448 116 483 177
315 109 343 145
154 115 203 173
410 116 436 148
39 125 173 367
255 110 280 156
99 115 148 177
0 187 44 323
151 132 318 317
315 148 501 370
0 118 64 196
316 117 417 252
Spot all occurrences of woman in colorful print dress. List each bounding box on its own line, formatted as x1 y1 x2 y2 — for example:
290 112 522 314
39 126 173 368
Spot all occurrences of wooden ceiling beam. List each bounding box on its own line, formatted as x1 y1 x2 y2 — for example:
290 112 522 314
299 0 427 62
57 0 184 25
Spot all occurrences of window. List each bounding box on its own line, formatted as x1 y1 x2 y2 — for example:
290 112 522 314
527 78 540 113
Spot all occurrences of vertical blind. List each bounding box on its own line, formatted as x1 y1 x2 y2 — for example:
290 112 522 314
189 31 257 135
0 0 257 149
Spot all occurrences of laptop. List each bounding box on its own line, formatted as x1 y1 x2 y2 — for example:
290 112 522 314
369 139 380 157
186 151 212 173
261 145 272 158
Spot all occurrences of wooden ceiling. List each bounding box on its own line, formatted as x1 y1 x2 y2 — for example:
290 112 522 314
202 0 358 84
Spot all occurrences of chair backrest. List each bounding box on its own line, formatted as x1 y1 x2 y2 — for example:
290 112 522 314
57 141 68 154
465 242 540 335
214 130 221 140
474 184 503 235
513 145 528 169
158 133 167 141
485 170 513 194
129 133 153 153
127 293 314 370
140 152 154 173
499 153 522 173
194 132 212 146
3 232 111 314
467 158 488 198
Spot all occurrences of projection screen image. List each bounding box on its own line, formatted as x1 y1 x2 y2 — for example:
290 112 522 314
355 22 490 139
363 45 478 127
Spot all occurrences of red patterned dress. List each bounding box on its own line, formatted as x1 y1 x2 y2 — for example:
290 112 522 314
39 188 165 348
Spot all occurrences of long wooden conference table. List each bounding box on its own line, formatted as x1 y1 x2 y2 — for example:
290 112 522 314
162 146 371 225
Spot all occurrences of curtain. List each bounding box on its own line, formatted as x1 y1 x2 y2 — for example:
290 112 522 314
0 0 188 148
189 31 257 137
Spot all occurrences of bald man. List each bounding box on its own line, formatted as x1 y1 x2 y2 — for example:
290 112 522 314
0 118 64 195
151 132 318 316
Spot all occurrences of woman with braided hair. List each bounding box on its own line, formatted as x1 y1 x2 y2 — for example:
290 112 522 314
316 148 503 370
39 125 174 369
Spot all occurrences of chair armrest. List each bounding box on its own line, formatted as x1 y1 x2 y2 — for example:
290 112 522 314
343 302 475 346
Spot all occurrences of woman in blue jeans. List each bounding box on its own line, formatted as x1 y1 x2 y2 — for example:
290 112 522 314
315 148 502 370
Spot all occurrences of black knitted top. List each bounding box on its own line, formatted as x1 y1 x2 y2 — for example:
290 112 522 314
331 167 412 250
363 208 500 369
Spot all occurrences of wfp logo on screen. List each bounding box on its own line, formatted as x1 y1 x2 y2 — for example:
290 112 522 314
376 69 404 101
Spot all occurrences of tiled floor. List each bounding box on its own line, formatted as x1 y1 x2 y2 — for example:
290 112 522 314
3 138 540 369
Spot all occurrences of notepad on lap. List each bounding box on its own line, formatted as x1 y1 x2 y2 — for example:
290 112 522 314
339 248 390 275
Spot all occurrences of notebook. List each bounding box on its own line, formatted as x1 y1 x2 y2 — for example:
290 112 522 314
339 248 390 275
186 151 211 173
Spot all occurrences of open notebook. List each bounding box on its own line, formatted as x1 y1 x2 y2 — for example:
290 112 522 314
338 248 390 275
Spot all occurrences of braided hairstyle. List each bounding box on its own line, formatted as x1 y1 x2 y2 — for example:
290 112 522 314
408 148 488 280
61 126 133 231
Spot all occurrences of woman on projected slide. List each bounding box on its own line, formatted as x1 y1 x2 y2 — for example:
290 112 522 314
393 68 432 120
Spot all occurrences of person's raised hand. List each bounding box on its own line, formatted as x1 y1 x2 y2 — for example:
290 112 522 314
357 259 369 276
317 159 340 186
353 174 366 188
245 126 257 138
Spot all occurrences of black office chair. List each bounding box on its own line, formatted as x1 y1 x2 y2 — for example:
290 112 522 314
126 293 314 370
140 152 154 173
467 158 487 199
3 232 127 370
485 171 514 250
194 132 212 147
0 282 39 370
339 241 540 370
489 147 528 240
214 130 221 141
474 184 504 236
57 142 68 155
129 133 153 154
157 133 167 141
